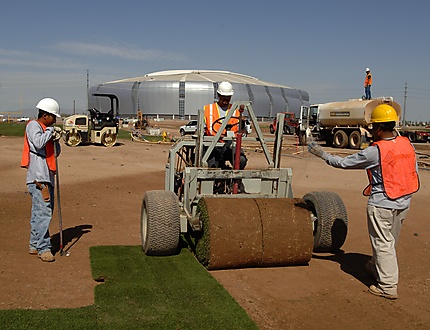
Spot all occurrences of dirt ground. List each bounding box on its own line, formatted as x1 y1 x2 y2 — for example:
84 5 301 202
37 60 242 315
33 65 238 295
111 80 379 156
1 121 429 329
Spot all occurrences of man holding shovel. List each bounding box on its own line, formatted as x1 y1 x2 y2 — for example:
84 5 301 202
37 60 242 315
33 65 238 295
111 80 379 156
21 98 62 262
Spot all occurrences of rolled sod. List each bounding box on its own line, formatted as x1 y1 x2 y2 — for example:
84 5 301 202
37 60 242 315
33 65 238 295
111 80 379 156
196 197 313 270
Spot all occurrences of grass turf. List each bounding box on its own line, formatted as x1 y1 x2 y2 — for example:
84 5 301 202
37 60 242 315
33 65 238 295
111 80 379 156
0 122 131 141
0 122 27 136
0 246 257 329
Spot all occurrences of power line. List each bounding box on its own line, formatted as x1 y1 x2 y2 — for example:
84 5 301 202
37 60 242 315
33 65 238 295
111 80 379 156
403 83 407 126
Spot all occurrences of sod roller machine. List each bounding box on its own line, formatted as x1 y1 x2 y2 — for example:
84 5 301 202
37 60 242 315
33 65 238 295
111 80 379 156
140 102 348 270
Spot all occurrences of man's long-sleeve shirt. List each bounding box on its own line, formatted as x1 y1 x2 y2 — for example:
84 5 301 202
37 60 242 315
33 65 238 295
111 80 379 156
322 143 413 209
25 120 60 186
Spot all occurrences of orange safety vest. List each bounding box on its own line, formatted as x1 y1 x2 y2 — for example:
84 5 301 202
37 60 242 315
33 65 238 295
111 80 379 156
21 120 56 173
364 73 372 87
363 136 419 199
203 103 240 136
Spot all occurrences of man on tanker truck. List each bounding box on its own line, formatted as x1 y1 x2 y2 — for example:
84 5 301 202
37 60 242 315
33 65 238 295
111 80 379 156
298 97 402 149
364 68 372 100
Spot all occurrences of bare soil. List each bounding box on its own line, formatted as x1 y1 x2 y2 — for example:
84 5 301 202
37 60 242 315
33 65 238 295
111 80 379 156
1 121 429 329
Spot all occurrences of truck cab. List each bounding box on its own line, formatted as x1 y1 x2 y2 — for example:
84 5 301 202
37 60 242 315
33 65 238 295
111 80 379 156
297 104 320 144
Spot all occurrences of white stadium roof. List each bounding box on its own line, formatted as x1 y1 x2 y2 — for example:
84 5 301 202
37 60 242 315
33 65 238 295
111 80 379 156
106 70 290 88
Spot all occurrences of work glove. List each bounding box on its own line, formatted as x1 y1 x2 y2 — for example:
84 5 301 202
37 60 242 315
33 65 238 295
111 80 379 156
308 141 327 159
52 126 63 141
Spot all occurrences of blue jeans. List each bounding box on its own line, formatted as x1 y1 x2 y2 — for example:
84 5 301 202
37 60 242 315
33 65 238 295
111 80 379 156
28 183 54 254
365 86 371 100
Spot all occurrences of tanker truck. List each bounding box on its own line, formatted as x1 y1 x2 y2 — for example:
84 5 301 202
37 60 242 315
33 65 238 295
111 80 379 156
298 97 402 149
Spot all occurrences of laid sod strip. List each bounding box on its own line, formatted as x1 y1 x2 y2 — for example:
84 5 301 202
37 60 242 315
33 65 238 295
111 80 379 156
0 246 257 329
90 245 258 329
0 307 97 329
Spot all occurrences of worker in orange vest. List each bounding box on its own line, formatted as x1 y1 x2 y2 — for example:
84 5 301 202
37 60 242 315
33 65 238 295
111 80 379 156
308 104 419 300
203 81 247 170
364 67 372 100
21 98 62 262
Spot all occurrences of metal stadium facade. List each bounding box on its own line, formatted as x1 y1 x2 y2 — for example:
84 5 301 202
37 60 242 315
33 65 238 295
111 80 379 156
88 70 310 120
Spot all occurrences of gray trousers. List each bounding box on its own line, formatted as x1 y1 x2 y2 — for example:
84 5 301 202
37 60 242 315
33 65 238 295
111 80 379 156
367 204 409 295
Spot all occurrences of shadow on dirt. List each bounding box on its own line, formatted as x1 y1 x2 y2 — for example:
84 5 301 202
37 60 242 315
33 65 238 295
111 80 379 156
312 251 374 286
51 224 93 255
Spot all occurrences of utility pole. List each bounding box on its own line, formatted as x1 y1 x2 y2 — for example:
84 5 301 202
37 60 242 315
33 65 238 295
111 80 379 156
87 69 90 111
403 82 407 127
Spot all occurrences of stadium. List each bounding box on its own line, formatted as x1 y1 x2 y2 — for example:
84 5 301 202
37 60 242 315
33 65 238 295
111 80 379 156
88 70 309 120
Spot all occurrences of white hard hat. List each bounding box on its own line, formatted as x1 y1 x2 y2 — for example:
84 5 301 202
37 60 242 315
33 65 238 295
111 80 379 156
36 98 60 118
365 67 370 72
217 81 234 96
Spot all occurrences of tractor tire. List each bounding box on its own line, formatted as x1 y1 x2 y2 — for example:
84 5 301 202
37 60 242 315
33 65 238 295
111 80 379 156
101 132 117 147
333 130 348 148
269 125 275 134
141 190 180 256
407 132 416 143
349 130 362 149
302 191 348 252
65 130 82 147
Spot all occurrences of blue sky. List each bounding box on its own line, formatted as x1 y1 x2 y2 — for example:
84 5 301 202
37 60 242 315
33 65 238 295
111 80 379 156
1 0 429 121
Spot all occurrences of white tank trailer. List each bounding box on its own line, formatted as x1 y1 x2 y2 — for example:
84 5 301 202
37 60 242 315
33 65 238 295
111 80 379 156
313 97 401 149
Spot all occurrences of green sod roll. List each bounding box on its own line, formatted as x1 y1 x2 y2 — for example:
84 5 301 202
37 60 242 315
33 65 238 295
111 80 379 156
195 197 313 270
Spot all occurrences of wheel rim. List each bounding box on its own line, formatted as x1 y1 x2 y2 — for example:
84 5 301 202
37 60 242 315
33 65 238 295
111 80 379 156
141 205 148 248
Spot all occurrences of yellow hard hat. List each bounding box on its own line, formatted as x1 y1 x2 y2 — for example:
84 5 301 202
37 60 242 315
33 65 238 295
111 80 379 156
370 104 398 123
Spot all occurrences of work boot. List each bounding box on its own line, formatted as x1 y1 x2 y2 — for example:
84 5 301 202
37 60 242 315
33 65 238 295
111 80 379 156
29 248 38 255
368 285 398 300
39 251 55 262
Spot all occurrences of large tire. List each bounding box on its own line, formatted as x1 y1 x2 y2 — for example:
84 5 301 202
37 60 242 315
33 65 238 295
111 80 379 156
333 130 348 148
141 190 180 256
349 130 362 149
298 132 307 146
302 191 348 252
269 125 275 134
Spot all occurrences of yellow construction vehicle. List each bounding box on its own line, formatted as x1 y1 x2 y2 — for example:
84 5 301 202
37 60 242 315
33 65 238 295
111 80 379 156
63 93 119 147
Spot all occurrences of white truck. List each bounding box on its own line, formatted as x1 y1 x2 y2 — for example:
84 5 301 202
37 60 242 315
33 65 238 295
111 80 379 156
298 97 402 149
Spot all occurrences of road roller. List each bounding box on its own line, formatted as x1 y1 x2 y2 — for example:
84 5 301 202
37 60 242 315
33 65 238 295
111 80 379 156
140 102 348 270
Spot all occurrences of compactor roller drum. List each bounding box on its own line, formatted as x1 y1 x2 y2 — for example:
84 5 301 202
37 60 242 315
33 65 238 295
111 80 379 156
195 197 314 270
303 191 348 252
65 129 82 147
101 131 117 147
141 190 180 255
